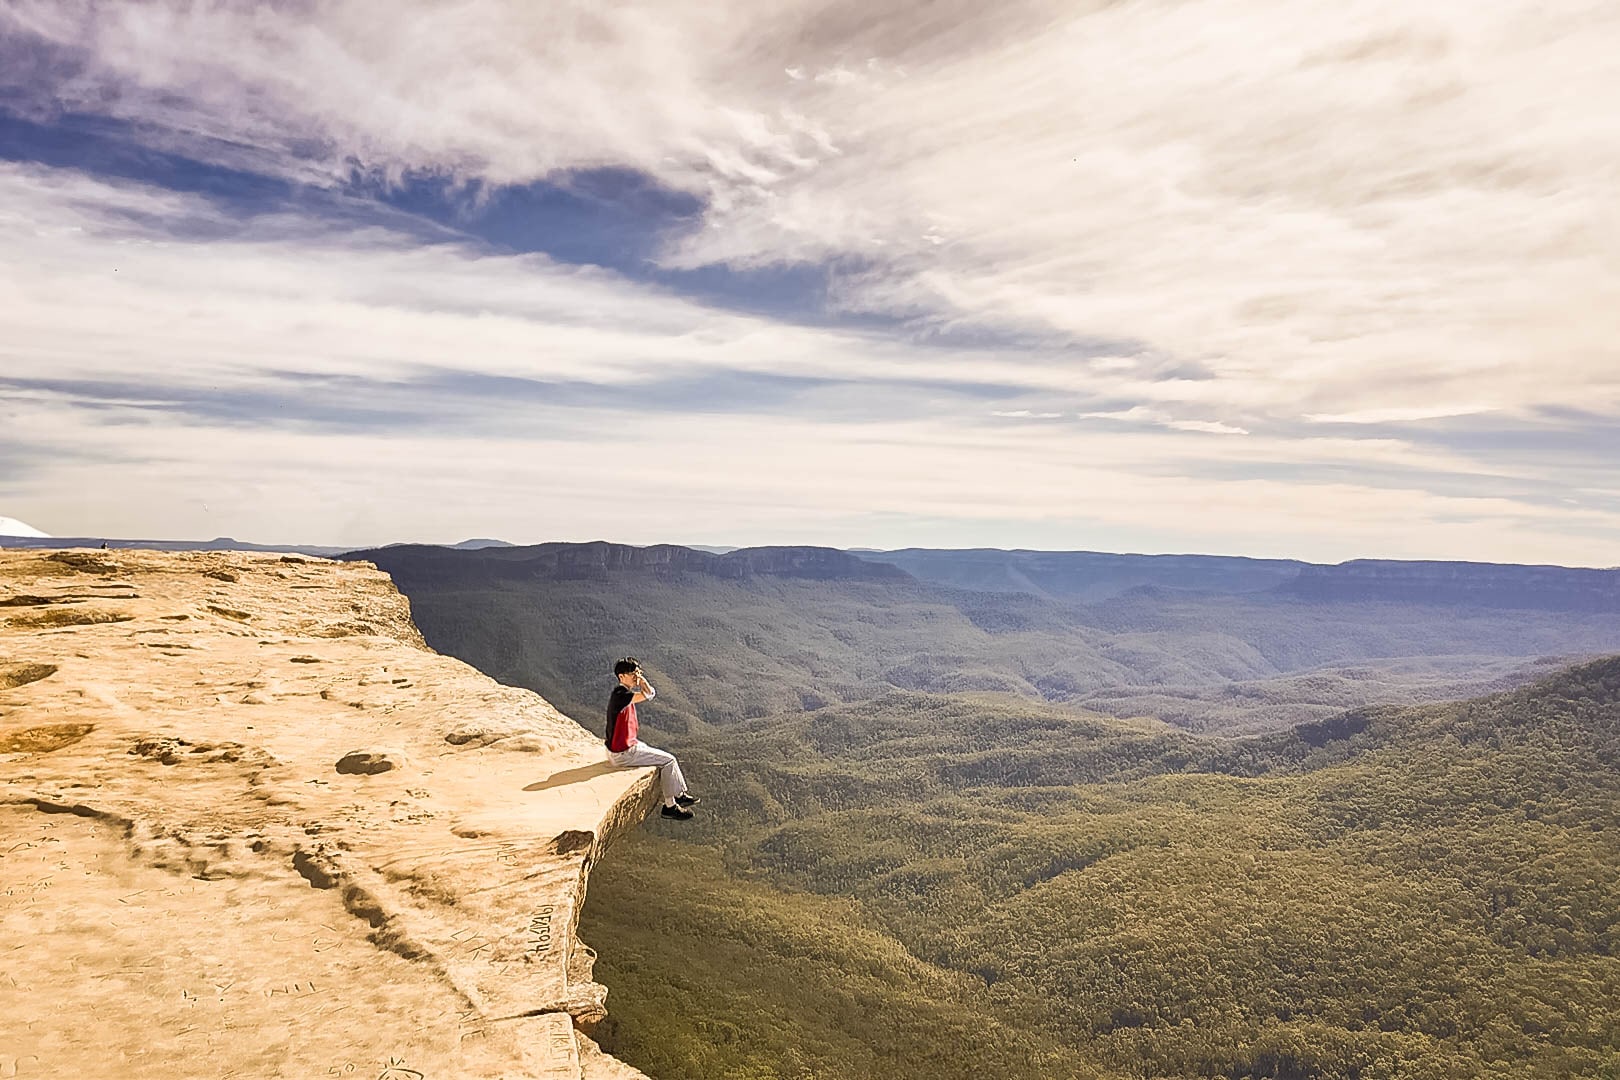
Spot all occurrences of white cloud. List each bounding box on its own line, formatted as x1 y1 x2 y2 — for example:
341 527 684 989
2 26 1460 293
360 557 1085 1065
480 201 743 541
1081 406 1249 435
3 3 1619 561
10 385 1620 565
10 0 1614 423
1166 420 1251 436
1306 404 1498 425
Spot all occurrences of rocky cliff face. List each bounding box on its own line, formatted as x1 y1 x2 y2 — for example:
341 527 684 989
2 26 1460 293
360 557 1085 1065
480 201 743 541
353 541 915 588
0 549 658 1080
864 547 1307 600
1278 559 1620 612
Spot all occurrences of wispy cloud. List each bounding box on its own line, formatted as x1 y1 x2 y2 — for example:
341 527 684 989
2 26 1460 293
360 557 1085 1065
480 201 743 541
1306 404 1498 425
1081 407 1250 436
1 2 1618 561
8 2 1614 411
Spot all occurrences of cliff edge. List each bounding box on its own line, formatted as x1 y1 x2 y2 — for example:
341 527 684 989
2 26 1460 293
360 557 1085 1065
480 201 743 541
0 549 658 1079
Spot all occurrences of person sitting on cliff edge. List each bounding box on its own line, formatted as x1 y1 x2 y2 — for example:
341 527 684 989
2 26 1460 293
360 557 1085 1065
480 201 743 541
606 657 699 821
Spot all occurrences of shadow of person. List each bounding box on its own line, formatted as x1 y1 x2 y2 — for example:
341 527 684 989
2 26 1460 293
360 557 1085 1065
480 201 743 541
524 761 619 792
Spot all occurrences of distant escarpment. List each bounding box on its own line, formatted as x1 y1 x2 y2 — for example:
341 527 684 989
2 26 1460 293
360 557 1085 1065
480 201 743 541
862 547 1620 611
0 548 658 1080
1278 559 1620 612
861 547 1306 600
349 541 913 588
341 541 1620 741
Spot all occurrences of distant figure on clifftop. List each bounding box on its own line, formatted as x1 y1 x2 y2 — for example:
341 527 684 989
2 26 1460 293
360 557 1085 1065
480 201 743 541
606 657 699 821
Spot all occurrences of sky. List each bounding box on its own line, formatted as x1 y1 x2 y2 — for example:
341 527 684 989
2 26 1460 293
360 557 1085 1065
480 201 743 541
1 1 1618 565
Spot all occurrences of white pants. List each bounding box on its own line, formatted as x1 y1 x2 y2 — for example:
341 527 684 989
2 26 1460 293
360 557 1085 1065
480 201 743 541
608 742 687 805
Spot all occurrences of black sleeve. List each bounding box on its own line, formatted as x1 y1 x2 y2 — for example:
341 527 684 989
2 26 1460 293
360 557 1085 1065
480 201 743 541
606 685 633 732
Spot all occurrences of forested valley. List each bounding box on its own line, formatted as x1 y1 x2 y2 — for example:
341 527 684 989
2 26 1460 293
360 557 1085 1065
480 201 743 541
356 543 1620 1080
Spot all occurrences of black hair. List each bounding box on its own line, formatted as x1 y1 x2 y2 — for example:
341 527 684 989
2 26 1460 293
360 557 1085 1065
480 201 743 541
613 657 640 676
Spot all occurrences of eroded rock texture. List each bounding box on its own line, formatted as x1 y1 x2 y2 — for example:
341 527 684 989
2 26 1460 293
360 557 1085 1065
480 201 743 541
0 549 657 1080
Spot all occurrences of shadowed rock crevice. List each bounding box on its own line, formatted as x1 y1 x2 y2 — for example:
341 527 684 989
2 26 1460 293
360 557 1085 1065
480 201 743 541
0 661 58 689
0 722 92 753
44 551 122 575
130 736 272 766
5 608 133 628
553 830 595 855
335 748 405 774
292 848 341 889
340 881 436 962
5 795 136 833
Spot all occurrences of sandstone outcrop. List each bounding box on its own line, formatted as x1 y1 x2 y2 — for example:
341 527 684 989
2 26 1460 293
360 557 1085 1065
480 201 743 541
0 549 658 1080
1277 558 1620 612
352 540 914 587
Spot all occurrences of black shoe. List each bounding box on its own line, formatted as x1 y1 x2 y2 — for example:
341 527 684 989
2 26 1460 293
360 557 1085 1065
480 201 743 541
675 793 700 807
660 804 694 820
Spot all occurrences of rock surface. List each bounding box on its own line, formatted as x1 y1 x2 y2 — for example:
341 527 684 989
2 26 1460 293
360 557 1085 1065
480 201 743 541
0 548 658 1080
350 540 914 587
335 748 406 775
1278 559 1620 612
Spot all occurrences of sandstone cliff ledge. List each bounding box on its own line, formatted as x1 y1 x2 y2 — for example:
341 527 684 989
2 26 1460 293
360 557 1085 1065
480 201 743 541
0 549 658 1080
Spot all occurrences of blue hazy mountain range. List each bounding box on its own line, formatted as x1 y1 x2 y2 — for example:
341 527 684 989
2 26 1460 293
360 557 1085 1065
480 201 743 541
328 541 1620 738
4 534 1617 612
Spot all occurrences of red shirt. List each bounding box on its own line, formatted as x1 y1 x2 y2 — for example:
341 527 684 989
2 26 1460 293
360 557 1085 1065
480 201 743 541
606 684 638 751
